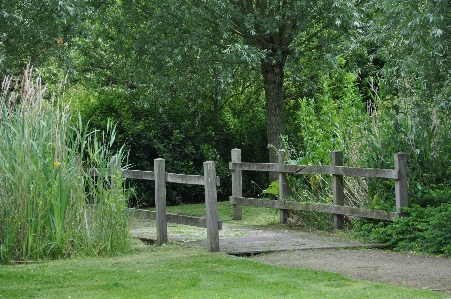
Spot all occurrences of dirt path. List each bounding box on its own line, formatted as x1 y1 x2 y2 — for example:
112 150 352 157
130 218 451 295
252 249 451 295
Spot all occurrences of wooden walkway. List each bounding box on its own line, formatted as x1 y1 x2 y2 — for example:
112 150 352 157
129 219 382 255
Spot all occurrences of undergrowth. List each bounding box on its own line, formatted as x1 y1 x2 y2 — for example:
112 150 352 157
0 66 130 263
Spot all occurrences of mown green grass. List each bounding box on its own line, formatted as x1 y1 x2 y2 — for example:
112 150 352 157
0 244 447 299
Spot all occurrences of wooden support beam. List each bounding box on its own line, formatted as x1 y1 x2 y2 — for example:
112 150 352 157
332 151 345 229
231 149 243 220
229 197 400 221
229 163 398 179
204 161 220 252
278 150 289 224
395 153 408 211
154 158 167 245
127 208 222 230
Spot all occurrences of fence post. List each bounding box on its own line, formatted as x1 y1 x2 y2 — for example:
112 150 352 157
154 158 167 245
231 149 242 220
394 153 408 211
278 150 290 224
204 161 220 252
332 150 345 229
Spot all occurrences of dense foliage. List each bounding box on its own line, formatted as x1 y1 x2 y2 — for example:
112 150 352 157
1 0 451 256
0 68 130 263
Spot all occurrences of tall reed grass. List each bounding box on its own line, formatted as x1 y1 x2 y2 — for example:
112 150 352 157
282 71 371 230
0 66 130 263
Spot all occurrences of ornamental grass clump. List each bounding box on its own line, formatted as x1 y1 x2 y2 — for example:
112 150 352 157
0 66 130 263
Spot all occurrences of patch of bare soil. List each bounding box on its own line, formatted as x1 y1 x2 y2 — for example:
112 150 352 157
251 248 451 295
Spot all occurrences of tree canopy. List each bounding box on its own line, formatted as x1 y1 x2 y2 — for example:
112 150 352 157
116 0 361 164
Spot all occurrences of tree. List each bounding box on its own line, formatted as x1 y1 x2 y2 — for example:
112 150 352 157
115 0 360 168
210 1 360 164
0 0 78 75
362 0 451 103
65 1 271 204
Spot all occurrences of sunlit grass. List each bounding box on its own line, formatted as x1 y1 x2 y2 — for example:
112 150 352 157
0 244 446 299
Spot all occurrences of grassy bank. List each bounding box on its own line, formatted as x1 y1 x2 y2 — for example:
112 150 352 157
0 243 446 299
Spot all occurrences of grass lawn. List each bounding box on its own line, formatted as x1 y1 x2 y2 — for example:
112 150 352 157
0 242 447 299
1 202 447 298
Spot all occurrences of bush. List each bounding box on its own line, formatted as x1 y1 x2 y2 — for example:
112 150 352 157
351 79 451 256
282 68 369 230
0 67 130 263
353 203 451 257
73 84 269 206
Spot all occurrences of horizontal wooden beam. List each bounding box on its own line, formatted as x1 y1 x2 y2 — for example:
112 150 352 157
167 173 220 186
229 162 279 172
167 173 204 185
285 165 334 175
229 163 398 179
123 170 155 180
229 197 399 221
119 170 221 186
127 208 222 230
325 166 397 179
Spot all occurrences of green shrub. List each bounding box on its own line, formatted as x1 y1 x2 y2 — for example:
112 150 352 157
351 79 451 255
73 84 269 206
281 68 369 230
0 67 130 263
360 81 451 203
353 204 451 256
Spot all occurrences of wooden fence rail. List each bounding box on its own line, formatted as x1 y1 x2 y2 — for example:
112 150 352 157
230 149 408 229
129 208 222 230
119 159 221 252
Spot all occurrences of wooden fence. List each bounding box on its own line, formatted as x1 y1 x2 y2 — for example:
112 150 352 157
229 149 408 229
122 159 221 252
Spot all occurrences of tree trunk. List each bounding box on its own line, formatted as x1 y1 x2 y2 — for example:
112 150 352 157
261 56 286 181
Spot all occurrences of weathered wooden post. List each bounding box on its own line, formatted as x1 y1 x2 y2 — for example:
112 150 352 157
394 153 408 211
154 158 168 245
231 149 243 220
278 149 290 224
332 150 345 229
204 161 220 252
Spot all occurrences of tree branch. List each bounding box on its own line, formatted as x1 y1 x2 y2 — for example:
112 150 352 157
218 78 260 111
